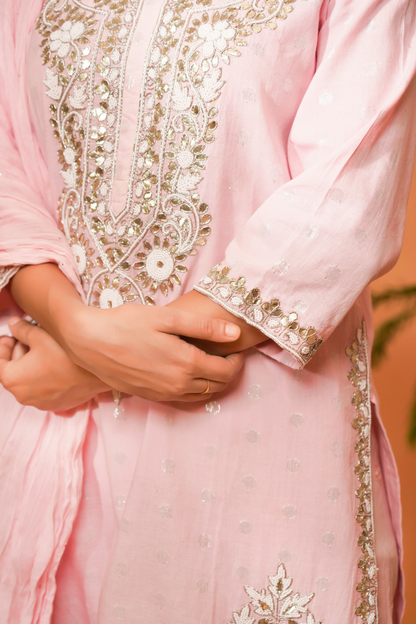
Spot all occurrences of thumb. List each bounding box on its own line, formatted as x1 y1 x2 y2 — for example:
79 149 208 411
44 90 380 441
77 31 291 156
8 317 39 347
166 310 241 343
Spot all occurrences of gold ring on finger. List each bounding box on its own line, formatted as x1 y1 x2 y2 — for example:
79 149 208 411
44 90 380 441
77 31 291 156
201 379 210 395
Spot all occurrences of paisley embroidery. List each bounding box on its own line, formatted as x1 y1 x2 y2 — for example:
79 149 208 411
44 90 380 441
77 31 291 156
195 264 322 366
228 563 321 624
36 0 297 307
346 320 378 624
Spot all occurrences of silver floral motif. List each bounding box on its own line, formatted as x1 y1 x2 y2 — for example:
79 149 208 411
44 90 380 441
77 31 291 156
228 564 321 624
346 320 378 624
37 0 298 307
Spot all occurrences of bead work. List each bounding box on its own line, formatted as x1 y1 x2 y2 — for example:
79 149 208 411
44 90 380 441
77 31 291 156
346 320 378 624
36 0 298 306
228 563 321 624
195 264 322 366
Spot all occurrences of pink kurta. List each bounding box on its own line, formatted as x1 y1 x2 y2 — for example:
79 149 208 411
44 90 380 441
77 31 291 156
0 0 415 622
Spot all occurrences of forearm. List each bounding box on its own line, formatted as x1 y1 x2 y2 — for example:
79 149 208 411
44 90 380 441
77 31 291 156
8 263 86 349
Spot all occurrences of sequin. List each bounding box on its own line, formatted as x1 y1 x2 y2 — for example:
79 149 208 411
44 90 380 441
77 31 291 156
236 566 249 579
196 264 321 367
156 550 170 564
290 413 304 428
282 504 297 519
198 533 211 549
205 400 220 415
162 458 175 474
286 458 301 473
330 441 342 456
37 0 297 306
278 549 292 564
319 89 333 106
229 563 320 624
114 494 127 509
327 486 340 502
247 384 262 399
346 320 378 623
239 520 253 534
242 475 257 490
316 577 330 591
321 531 335 547
159 504 173 519
201 489 215 503
246 430 260 444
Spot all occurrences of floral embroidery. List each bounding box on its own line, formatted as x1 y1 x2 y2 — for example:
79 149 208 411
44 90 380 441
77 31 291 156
195 264 322 366
37 0 298 307
346 320 378 624
228 563 321 624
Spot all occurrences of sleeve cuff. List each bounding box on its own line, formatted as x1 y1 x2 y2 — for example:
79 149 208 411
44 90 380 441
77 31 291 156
194 264 322 369
0 266 20 291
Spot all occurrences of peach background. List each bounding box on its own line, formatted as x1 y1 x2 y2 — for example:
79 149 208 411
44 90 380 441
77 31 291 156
372 164 416 623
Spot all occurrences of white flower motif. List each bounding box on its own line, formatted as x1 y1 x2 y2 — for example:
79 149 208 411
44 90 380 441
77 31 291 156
176 172 201 194
172 83 192 112
49 20 85 59
63 147 76 164
69 84 88 109
268 564 293 601
198 20 235 58
228 605 254 624
44 68 62 100
60 166 77 188
307 613 322 624
279 592 314 619
198 68 225 103
176 148 194 169
244 587 274 616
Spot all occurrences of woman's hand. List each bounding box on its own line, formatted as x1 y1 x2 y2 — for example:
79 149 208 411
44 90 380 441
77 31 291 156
62 303 245 402
0 318 109 412
168 290 267 356
9 264 245 403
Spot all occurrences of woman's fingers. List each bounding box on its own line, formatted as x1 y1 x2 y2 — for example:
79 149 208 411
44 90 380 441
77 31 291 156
12 342 29 360
0 336 15 379
189 349 245 383
160 309 241 343
8 318 39 347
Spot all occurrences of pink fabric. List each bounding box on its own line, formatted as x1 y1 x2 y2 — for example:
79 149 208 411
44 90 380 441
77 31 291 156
0 0 415 622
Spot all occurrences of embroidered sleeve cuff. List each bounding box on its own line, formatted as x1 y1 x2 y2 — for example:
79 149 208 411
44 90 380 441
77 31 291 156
0 266 20 292
194 264 322 368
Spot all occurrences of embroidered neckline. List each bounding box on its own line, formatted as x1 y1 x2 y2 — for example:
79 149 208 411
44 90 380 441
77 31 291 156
36 0 297 307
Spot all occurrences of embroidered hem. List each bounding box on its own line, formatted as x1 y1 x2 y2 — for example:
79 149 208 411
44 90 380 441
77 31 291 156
194 264 322 368
346 320 379 624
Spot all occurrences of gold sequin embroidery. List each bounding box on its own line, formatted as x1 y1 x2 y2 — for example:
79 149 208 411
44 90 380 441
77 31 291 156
346 320 379 624
228 563 321 624
195 264 322 366
36 0 298 307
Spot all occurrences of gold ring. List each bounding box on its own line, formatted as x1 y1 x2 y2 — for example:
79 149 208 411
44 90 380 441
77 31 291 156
201 379 210 395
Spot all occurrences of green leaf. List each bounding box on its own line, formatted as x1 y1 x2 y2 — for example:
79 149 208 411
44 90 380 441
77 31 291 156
408 383 416 447
371 306 416 367
372 284 416 309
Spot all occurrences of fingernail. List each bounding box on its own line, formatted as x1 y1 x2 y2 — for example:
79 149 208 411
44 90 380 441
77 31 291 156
8 317 20 327
225 323 239 339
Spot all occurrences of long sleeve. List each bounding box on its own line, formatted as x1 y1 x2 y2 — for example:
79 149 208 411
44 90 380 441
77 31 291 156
194 0 416 369
0 0 82 299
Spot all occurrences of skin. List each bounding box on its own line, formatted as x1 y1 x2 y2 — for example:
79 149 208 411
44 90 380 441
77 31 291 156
0 263 266 412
